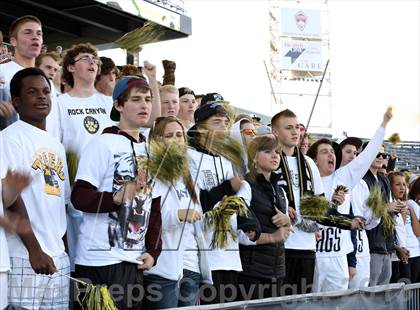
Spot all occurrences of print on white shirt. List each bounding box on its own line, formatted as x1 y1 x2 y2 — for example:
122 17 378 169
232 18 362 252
31 149 65 196
108 152 152 250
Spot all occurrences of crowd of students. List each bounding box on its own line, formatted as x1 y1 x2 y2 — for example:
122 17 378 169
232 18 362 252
0 15 419 310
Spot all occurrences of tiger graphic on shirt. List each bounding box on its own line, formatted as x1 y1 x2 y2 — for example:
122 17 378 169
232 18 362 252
31 149 65 196
108 152 152 250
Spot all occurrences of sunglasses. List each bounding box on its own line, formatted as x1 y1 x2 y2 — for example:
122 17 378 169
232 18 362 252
376 152 389 159
242 129 257 136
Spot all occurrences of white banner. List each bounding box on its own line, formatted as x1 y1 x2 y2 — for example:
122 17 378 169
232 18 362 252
281 8 321 39
281 40 322 71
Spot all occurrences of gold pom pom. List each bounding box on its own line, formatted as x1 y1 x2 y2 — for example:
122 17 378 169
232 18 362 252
204 196 250 249
388 133 401 145
300 195 330 219
145 140 189 185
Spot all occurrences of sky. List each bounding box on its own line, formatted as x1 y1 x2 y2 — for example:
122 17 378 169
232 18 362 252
100 0 420 141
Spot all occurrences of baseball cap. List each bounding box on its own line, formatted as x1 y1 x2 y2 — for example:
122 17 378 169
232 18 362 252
178 87 195 98
200 92 224 106
339 137 363 150
111 75 150 121
194 102 228 123
257 125 272 136
187 102 229 136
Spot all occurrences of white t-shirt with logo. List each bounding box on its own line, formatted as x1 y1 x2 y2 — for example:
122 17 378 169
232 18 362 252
1 120 68 258
284 155 324 251
75 133 156 266
57 93 114 157
316 174 353 257
0 136 10 272
146 180 201 280
188 148 244 271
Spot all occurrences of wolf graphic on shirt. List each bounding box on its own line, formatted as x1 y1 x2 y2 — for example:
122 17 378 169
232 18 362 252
108 152 152 250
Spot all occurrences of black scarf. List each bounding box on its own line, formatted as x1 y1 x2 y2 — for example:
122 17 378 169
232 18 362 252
276 147 314 209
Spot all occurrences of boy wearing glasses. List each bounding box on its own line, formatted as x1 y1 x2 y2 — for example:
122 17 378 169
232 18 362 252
56 43 115 275
71 75 162 309
57 43 115 159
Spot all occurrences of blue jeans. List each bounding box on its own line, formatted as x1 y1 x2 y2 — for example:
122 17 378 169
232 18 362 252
144 274 178 309
178 269 200 307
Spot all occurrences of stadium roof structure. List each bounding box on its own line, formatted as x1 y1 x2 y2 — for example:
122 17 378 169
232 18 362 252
0 0 192 50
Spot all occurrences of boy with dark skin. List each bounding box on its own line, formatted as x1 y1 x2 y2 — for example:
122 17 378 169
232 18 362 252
3 68 70 308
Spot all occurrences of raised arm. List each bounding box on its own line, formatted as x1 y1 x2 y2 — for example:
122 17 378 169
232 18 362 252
143 61 161 127
337 107 392 188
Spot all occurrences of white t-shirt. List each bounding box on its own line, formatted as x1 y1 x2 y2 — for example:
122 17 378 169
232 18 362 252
284 155 324 251
75 132 157 267
351 180 381 258
45 83 61 141
146 180 201 280
0 136 10 272
316 174 353 257
0 61 23 95
316 126 385 257
57 92 114 158
392 213 407 261
188 148 244 271
405 200 420 258
2 120 68 258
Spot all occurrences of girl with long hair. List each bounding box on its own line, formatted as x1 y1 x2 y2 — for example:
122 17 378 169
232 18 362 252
144 116 211 308
238 135 292 299
389 172 420 283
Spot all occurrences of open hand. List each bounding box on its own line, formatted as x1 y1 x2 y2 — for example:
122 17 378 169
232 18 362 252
2 169 32 207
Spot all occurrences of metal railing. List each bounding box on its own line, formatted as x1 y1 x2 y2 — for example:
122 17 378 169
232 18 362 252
405 283 420 310
174 283 420 310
